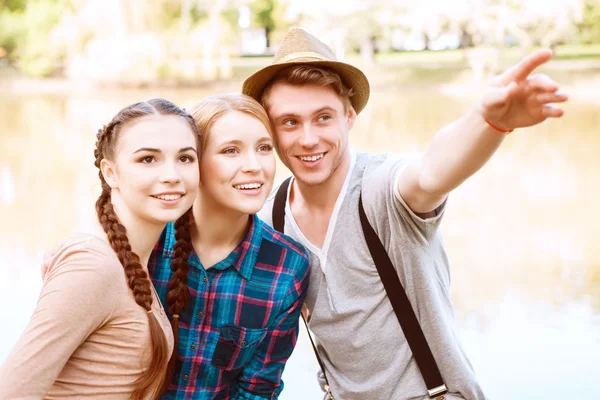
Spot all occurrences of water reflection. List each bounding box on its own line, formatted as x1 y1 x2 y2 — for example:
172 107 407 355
0 83 598 399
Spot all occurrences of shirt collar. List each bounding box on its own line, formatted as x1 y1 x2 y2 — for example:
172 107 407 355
159 215 263 281
208 214 263 281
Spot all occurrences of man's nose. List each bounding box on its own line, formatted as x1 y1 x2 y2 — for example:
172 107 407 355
298 124 319 147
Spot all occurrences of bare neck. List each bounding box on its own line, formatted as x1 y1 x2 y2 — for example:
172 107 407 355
190 194 250 253
292 150 352 212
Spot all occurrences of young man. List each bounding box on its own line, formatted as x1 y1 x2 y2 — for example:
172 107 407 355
243 29 567 400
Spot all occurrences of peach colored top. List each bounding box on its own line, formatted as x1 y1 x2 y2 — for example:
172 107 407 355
0 234 173 400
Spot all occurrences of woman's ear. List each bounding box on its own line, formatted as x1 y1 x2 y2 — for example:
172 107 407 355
100 159 118 189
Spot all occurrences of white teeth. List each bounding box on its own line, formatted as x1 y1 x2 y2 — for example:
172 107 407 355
234 183 262 190
299 153 324 162
154 194 181 201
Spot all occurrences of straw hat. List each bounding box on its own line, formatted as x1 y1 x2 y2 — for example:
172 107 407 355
242 28 370 114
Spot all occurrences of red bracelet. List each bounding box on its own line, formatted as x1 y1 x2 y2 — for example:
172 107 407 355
485 119 513 134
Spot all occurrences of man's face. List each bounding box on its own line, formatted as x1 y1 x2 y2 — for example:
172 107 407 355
265 83 356 186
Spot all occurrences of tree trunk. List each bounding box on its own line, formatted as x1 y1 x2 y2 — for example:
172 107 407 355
265 26 270 49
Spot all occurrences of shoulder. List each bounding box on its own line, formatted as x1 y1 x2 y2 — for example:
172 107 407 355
42 233 123 289
361 151 418 179
254 217 310 278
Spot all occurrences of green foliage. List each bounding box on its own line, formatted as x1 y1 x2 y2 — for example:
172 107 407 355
0 0 27 12
152 0 208 30
0 0 67 76
579 0 600 44
221 6 240 32
251 0 276 32
0 8 22 52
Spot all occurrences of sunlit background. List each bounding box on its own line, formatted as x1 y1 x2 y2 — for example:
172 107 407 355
1 0 599 399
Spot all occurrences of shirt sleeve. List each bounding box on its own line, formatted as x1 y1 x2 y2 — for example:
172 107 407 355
232 252 311 400
0 239 118 399
362 152 446 244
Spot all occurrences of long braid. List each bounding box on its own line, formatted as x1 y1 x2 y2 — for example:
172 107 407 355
94 115 170 400
160 209 193 392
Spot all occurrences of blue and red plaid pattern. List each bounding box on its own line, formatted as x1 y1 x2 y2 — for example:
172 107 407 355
149 215 310 400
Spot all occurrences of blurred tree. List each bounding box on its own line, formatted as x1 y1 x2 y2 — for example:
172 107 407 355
283 0 384 64
578 0 600 44
0 0 27 12
0 0 67 76
251 0 276 47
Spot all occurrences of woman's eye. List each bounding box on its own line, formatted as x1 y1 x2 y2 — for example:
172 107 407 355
258 144 273 152
318 115 331 122
140 156 155 164
222 148 237 154
283 119 297 127
179 155 195 163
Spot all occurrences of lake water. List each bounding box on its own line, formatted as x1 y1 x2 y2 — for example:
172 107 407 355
0 78 598 399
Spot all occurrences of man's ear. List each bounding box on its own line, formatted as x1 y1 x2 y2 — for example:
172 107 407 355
347 106 357 130
100 159 118 189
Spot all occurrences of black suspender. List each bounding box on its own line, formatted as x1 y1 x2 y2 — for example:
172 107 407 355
357 194 448 399
272 177 448 399
272 177 291 234
273 177 334 399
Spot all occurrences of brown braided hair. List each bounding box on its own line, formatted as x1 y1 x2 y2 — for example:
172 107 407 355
94 99 199 399
162 206 193 388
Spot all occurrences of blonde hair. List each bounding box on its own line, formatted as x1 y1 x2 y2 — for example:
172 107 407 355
189 93 273 153
261 65 355 112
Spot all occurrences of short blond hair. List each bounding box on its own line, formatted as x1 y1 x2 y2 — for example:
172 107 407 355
261 65 355 112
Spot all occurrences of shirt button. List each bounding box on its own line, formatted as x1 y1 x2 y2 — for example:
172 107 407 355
241 341 246 346
197 311 203 318
190 344 196 350
203 277 208 284
183 375 189 381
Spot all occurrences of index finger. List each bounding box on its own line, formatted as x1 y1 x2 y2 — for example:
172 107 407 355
512 49 553 81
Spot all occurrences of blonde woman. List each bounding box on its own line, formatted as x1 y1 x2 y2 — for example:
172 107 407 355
150 94 310 399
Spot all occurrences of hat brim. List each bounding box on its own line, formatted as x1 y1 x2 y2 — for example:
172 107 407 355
242 60 370 115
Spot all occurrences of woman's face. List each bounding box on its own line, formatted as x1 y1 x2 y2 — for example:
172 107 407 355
102 114 199 225
199 110 275 216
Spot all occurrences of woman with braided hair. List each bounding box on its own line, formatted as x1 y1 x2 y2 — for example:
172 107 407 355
149 93 310 399
0 99 200 399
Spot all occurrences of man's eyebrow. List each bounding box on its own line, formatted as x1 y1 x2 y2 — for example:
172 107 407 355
273 106 337 121
313 106 337 114
273 112 299 121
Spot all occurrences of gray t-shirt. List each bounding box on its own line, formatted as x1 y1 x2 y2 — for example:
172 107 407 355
258 151 486 400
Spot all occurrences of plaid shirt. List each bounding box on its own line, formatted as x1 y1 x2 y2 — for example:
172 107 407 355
149 215 310 400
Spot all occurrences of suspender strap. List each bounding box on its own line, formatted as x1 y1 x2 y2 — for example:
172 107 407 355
358 194 447 398
273 177 291 233
273 177 446 399
272 177 333 397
